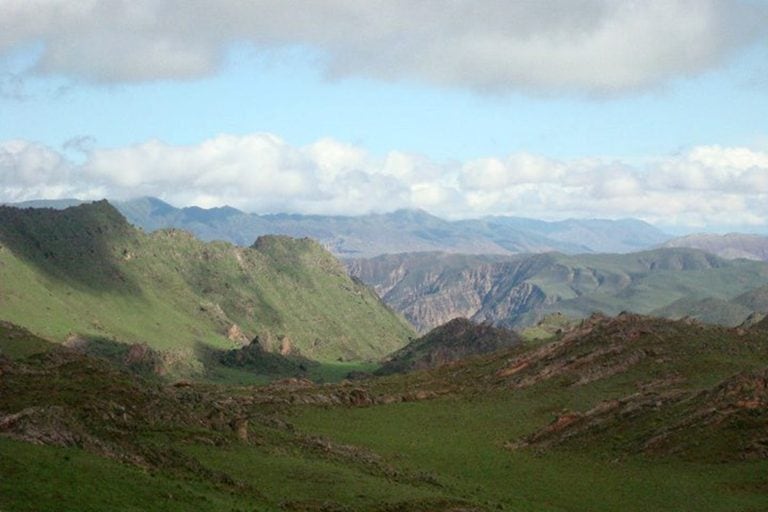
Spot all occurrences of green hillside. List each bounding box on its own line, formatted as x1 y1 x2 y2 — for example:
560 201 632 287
0 202 413 368
4 314 768 511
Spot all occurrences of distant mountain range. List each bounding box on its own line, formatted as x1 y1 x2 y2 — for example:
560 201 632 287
347 249 768 332
662 233 768 261
8 197 672 257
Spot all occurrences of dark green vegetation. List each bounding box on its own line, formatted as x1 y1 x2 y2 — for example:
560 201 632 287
13 197 670 256
348 249 768 332
3 313 768 511
376 317 521 375
0 202 413 377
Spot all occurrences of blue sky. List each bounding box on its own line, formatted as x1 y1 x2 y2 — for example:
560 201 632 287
1 1 768 232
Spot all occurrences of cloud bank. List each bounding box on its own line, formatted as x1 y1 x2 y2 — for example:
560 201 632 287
2 134 768 230
1 0 765 94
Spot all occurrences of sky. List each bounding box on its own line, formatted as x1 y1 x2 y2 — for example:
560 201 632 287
1 0 768 233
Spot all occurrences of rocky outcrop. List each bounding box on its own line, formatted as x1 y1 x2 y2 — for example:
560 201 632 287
509 368 768 461
226 324 249 345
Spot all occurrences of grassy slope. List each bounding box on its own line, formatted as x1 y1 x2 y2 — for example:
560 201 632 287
292 399 768 512
0 329 461 512
0 202 413 364
289 315 768 511
2 316 768 510
531 249 768 315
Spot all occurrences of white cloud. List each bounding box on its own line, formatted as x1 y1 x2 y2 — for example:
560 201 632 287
2 135 768 230
0 0 765 94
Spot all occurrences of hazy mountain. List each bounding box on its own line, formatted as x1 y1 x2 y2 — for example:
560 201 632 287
347 248 768 332
117 197 670 256
6 198 86 210
5 197 671 257
0 201 413 367
650 296 755 327
662 233 768 261
457 215 670 254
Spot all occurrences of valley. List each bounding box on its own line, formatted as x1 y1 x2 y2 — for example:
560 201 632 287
2 313 768 511
1 202 768 511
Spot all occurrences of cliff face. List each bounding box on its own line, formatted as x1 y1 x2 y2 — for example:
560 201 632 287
347 249 768 332
347 253 554 332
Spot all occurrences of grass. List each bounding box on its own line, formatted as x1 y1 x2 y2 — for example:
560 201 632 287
183 443 445 510
0 202 414 371
0 438 265 512
289 393 768 511
2 314 768 511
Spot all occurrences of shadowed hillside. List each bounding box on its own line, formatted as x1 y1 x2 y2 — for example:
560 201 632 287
376 318 522 375
0 201 140 293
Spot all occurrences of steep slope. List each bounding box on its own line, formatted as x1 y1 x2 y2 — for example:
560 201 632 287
0 202 413 364
376 318 522 375
348 249 768 331
662 233 768 261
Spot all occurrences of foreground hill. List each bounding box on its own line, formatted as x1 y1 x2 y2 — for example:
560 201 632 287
4 314 768 511
11 197 671 256
662 232 768 261
376 318 522 375
0 202 413 368
347 249 768 331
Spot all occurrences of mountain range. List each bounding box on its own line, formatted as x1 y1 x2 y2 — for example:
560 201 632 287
662 232 768 261
348 249 768 332
7 198 768 337
10 197 672 257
